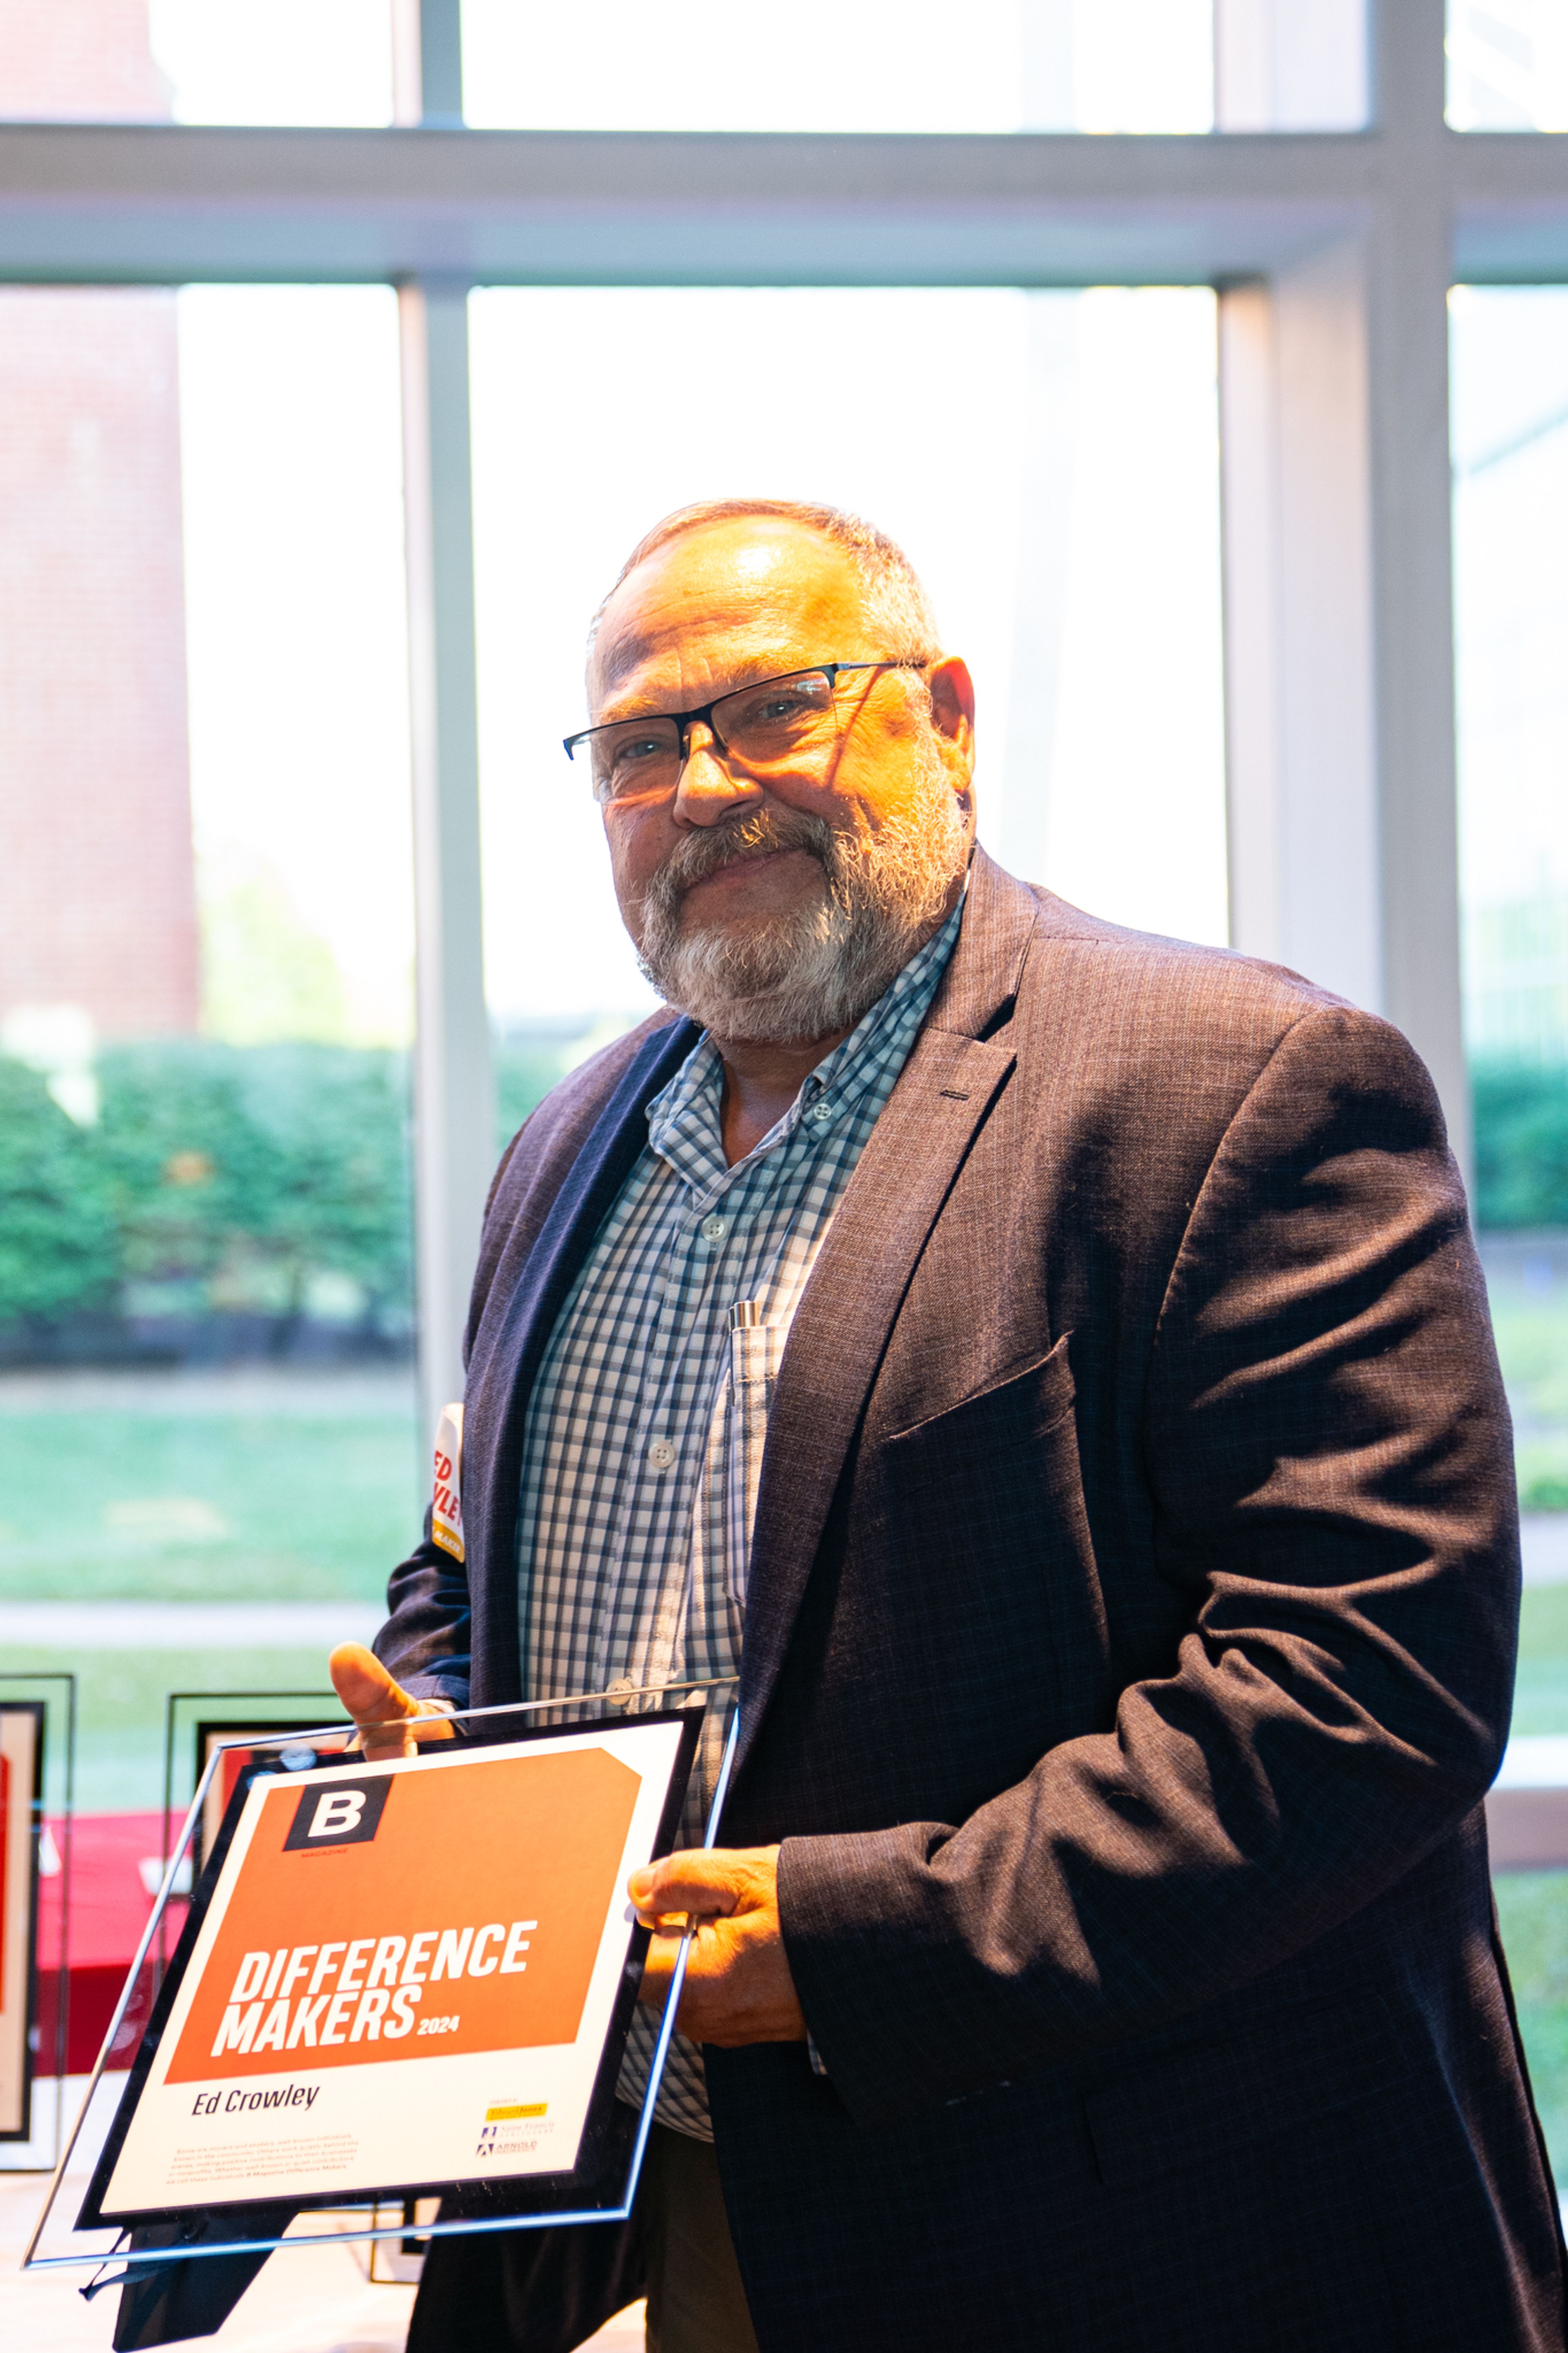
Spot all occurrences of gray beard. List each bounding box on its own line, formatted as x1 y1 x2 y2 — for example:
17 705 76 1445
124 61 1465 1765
635 762 969 1046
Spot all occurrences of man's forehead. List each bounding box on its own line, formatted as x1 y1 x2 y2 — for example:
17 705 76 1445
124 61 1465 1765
591 520 871 703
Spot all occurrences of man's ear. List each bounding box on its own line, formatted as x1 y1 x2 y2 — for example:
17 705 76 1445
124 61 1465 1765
927 655 976 744
926 656 977 811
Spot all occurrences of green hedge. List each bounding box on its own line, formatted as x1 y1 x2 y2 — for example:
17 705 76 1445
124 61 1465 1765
1473 1059 1568 1230
0 1058 120 1322
0 1036 579 1342
8 1040 1555 1342
0 1042 414 1336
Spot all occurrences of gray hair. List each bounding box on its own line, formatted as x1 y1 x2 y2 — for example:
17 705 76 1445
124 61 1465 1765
587 497 942 674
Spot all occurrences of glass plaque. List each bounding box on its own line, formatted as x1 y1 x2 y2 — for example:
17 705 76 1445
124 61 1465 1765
24 1677 736 2288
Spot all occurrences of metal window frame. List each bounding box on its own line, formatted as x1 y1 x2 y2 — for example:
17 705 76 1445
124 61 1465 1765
3 0 1567 1430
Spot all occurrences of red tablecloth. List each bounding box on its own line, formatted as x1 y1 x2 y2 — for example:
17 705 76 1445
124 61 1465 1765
35 1812 186 2074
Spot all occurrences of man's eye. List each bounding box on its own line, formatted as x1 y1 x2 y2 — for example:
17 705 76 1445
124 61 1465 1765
733 689 815 731
612 733 671 769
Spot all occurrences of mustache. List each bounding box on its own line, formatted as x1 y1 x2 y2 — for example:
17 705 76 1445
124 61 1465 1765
643 806 842 918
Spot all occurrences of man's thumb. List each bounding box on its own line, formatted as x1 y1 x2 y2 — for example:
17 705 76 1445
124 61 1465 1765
330 1641 417 1725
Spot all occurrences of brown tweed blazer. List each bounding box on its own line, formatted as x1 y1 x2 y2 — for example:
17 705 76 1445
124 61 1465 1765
381 851 1566 2353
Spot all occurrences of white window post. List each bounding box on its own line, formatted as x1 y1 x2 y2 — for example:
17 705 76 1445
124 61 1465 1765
1216 0 1469 1172
399 0 493 1445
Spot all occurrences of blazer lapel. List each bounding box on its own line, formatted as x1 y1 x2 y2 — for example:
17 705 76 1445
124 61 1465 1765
735 854 1040 1774
466 1017 696 1702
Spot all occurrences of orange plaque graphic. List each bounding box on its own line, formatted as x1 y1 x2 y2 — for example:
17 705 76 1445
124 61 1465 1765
166 1746 639 2084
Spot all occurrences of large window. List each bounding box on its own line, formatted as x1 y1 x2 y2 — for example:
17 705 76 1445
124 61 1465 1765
1447 0 1568 128
470 282 1227 1112
3 0 1568 2294
461 0 1215 133
0 285 419 1829
1452 285 1568 1577
0 0 394 125
1452 281 1568 2182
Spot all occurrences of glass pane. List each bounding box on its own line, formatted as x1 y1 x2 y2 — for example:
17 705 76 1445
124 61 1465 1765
1451 283 1568 1564
1447 0 1568 128
0 286 418 2109
0 0 393 126
1452 284 1568 2189
461 0 1214 133
470 284 1226 1129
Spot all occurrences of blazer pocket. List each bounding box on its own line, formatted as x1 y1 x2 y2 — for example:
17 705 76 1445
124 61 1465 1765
883 1333 1077 1481
1084 1992 1412 2189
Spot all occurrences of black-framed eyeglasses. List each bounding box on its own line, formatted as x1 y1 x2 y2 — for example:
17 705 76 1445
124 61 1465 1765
562 660 926 806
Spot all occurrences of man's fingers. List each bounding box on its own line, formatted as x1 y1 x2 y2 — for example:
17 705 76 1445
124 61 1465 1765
635 1928 683 2000
628 1854 737 1922
627 1846 766 1923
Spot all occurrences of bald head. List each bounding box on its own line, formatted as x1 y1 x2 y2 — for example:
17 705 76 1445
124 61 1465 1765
588 497 939 703
590 516 898 723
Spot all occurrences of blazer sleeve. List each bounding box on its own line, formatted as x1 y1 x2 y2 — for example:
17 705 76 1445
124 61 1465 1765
370 1121 536 1709
373 1509 474 1708
776 1005 1520 2124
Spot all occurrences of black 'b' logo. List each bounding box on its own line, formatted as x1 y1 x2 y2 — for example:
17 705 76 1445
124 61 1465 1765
283 1774 392 1851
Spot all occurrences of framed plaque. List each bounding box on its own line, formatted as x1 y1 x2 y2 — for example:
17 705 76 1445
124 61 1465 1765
80 1707 702 2228
25 1678 734 2282
0 1701 44 2140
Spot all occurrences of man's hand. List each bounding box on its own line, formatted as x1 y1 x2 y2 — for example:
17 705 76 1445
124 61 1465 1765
628 1845 806 2048
329 1642 456 1761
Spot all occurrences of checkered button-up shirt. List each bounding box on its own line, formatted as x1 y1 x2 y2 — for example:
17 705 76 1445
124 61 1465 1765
515 894 963 2137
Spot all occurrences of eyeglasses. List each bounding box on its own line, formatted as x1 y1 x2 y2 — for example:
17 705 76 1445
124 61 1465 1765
562 660 925 806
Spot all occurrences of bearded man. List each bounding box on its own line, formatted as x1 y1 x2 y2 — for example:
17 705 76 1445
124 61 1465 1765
332 500 1565 2353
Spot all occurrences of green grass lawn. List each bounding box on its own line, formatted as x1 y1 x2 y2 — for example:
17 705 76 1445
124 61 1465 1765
1486 1579 1568 2197
1493 1872 1568 2190
0 1392 422 1808
0 1408 421 1604
1515 1582 1568 1735
1467 1249 1568 2185
1488 1272 1568 1510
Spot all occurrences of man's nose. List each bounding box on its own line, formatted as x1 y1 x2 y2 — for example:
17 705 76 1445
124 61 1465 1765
673 723 762 827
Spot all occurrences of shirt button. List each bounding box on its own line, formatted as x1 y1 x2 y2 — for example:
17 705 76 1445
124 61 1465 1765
646 1439 676 1471
809 1101 834 1125
700 1214 728 1242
